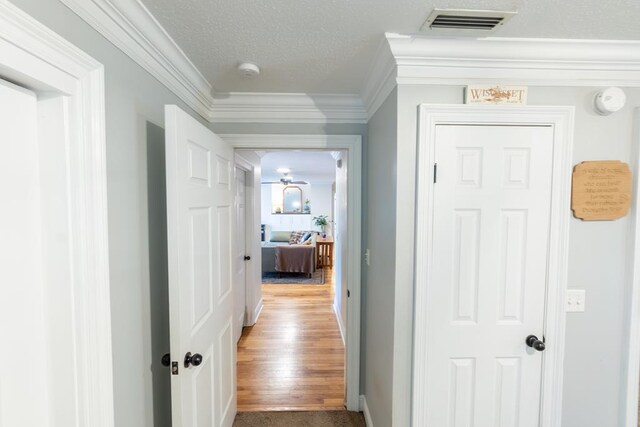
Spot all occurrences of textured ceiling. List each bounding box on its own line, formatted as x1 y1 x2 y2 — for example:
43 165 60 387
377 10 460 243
261 151 336 183
141 0 640 94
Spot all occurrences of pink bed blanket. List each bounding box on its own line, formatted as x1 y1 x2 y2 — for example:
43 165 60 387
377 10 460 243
275 245 315 273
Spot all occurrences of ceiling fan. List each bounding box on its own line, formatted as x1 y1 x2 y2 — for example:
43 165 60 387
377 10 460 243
262 172 308 185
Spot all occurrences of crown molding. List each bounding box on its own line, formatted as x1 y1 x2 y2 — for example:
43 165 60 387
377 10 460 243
59 0 214 119
210 92 367 123
389 34 640 86
59 0 366 124
52 3 640 124
361 37 397 120
362 34 640 118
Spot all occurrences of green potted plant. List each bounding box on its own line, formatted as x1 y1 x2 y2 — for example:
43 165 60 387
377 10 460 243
313 214 329 237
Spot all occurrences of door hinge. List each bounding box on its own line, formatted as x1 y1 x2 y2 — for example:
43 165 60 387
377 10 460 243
433 163 438 183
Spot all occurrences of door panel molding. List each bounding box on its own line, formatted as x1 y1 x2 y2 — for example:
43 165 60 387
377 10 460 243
413 105 574 427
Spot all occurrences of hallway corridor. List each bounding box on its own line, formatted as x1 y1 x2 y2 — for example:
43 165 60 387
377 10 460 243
237 269 345 412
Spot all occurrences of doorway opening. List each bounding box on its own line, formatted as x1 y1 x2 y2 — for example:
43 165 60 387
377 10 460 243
163 122 362 425
234 149 349 412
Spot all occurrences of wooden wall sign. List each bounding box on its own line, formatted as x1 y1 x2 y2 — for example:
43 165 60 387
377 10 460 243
465 85 528 105
571 161 632 220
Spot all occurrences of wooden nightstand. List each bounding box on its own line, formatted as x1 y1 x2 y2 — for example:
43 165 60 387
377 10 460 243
316 237 334 269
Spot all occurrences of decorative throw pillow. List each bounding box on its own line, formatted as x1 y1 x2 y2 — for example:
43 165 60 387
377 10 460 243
302 238 312 245
270 231 292 242
298 232 312 244
289 231 306 244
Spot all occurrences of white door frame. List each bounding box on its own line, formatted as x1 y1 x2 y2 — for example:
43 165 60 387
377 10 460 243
412 105 574 427
0 3 113 427
624 108 640 426
233 155 259 326
221 134 362 411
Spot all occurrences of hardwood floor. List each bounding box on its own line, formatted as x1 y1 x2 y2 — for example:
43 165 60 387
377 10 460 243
237 268 345 412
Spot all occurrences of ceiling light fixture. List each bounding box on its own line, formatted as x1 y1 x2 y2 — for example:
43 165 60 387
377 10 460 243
276 167 290 174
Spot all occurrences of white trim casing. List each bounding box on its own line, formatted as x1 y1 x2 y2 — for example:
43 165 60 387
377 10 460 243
211 93 367 124
221 134 362 411
0 3 113 426
623 108 640 427
59 0 214 119
412 105 574 427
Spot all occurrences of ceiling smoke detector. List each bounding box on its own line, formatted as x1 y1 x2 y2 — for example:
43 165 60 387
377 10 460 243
238 62 260 78
421 9 516 34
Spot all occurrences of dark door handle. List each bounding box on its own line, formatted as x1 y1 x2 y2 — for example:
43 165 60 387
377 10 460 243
244 255 251 261
161 353 171 367
526 335 546 352
184 352 203 368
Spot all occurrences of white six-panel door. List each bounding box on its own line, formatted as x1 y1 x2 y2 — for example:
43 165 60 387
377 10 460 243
165 105 236 427
425 124 554 427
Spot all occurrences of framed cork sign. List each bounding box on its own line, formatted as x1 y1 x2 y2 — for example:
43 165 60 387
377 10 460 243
571 160 632 220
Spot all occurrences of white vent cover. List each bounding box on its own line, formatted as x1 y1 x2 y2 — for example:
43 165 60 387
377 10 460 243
421 9 516 34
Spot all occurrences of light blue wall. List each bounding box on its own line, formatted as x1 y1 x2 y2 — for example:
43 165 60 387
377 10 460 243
363 88 398 427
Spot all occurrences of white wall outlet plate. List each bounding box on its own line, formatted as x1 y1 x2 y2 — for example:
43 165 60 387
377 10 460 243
566 289 586 312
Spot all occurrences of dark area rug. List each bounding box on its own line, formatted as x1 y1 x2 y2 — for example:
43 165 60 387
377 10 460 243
262 269 324 284
233 411 366 427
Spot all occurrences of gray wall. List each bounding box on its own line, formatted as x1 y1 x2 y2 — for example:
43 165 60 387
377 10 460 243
394 84 640 427
9 1 209 425
363 89 398 427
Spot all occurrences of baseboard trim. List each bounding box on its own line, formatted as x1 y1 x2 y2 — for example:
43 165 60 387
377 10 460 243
333 301 346 346
360 395 373 426
252 298 264 325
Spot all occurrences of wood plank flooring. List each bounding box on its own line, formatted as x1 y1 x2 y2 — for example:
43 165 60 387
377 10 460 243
237 269 345 412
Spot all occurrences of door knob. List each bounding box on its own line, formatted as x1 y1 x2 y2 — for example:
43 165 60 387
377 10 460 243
161 353 170 367
526 335 546 352
184 352 203 368
244 255 251 261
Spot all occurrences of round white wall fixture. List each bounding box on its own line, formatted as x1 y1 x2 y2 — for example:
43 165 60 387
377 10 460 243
594 87 626 115
238 62 260 78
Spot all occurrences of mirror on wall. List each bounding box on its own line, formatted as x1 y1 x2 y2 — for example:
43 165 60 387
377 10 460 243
283 186 302 213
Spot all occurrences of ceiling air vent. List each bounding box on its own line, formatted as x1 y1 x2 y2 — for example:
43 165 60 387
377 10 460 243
421 9 516 34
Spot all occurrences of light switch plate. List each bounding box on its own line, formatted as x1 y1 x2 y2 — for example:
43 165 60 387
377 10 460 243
566 289 586 312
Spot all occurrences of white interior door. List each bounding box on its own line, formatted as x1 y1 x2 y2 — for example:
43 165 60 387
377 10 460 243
234 168 247 342
0 79 50 426
425 124 554 427
165 105 236 427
